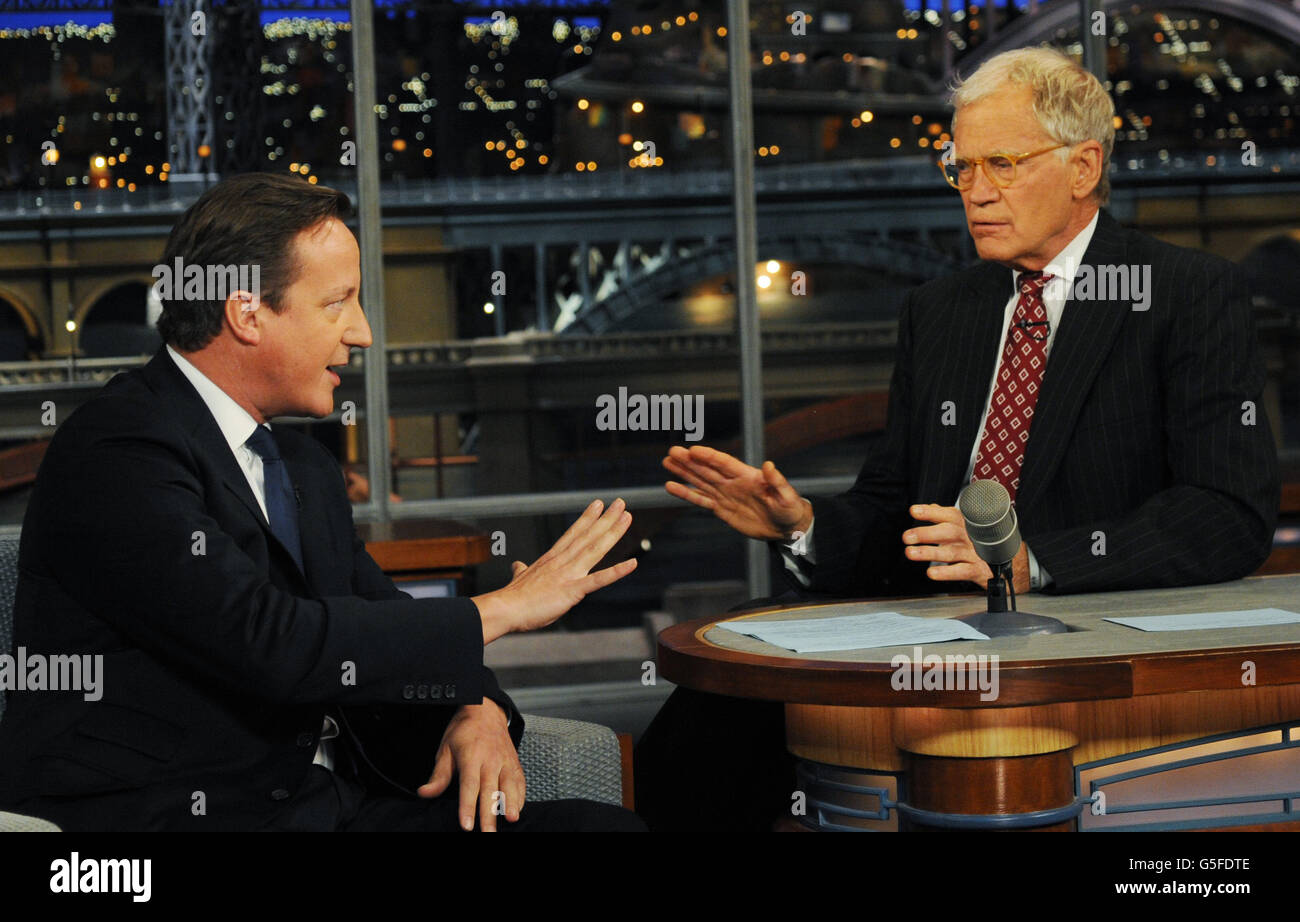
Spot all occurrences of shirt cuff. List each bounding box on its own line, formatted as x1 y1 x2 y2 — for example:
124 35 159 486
776 517 817 586
1026 544 1052 590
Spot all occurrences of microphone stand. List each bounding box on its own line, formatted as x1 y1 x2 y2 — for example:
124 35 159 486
957 562 1068 637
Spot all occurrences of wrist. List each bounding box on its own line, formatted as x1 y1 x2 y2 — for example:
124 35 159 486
472 591 510 644
459 698 508 727
783 499 813 541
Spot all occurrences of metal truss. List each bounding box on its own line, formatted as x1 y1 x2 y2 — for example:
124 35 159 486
163 0 217 180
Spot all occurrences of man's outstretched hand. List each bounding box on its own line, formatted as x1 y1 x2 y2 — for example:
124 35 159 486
662 445 812 541
903 503 1031 593
417 699 523 832
472 498 637 644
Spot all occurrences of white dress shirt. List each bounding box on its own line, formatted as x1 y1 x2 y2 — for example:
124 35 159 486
165 345 340 770
781 210 1101 591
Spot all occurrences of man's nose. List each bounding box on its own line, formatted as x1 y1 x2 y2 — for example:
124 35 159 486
346 301 373 348
966 165 1000 206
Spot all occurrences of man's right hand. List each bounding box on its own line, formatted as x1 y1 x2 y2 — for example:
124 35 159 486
472 498 636 644
662 445 812 542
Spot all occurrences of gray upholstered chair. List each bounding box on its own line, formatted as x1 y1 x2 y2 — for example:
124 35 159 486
0 530 626 831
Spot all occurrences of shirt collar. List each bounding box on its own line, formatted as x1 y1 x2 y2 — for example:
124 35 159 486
1015 208 1101 292
165 344 265 453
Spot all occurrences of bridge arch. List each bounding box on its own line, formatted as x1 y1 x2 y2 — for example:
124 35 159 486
563 233 962 334
960 0 1300 74
0 286 47 360
77 276 161 358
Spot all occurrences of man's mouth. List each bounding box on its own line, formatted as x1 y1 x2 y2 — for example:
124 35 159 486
326 365 343 386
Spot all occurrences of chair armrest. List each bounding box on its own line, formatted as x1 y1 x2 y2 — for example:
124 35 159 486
0 811 61 832
517 715 625 807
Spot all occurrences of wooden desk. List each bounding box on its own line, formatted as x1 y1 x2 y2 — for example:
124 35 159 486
356 519 491 585
658 575 1300 831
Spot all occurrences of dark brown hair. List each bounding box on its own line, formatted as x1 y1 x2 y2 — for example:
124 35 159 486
155 172 352 350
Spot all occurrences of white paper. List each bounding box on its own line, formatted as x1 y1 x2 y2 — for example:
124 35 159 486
715 610 990 653
1104 607 1300 632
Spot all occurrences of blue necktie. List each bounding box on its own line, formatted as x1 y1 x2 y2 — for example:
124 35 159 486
245 425 304 574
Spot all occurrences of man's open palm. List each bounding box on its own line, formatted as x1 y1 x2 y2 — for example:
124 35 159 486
662 445 810 541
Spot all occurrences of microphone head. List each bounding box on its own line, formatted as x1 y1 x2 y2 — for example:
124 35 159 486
957 479 1022 567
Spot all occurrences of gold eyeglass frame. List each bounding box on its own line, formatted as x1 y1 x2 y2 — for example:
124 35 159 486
939 143 1068 191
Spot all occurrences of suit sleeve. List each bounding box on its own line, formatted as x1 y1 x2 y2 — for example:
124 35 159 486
1028 261 1280 593
32 398 493 709
347 528 523 746
783 291 921 597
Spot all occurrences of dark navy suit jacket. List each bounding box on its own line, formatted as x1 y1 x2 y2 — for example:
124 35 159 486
0 346 521 830
793 209 1279 597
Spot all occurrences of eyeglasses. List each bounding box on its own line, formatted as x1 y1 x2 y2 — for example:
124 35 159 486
939 144 1067 191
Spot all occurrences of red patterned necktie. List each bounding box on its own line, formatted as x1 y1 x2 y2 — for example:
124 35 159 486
970 270 1052 503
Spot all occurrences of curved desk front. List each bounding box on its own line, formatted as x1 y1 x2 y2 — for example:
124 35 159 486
657 574 1300 831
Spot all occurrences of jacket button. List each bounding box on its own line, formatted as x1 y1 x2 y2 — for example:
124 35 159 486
296 732 314 747
270 788 290 801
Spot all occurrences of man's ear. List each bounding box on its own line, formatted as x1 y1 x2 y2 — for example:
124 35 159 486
224 290 262 345
1071 140 1103 201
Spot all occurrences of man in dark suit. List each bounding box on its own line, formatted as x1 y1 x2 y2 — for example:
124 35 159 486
0 172 643 831
636 47 1280 829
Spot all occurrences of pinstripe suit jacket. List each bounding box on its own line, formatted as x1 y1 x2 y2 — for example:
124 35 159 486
796 209 1279 596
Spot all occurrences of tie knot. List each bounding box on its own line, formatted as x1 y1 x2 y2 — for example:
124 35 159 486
245 425 279 462
1018 271 1052 296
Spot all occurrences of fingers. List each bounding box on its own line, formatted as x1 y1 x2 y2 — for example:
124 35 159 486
556 501 629 571
683 445 752 478
458 761 481 832
418 744 454 799
910 503 963 525
903 522 965 546
479 767 499 833
501 757 525 824
664 453 730 490
760 461 800 505
664 479 717 511
905 541 973 563
541 498 605 565
584 506 633 565
577 556 638 595
663 455 725 497
923 561 986 583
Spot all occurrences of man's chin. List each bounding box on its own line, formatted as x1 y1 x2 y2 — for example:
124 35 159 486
971 238 1016 264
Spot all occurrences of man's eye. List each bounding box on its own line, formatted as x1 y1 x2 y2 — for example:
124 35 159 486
988 156 1015 172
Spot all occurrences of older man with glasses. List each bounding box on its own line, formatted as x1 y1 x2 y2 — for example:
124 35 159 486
636 45 1280 831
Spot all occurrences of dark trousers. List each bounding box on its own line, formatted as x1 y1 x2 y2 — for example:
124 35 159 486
261 766 645 832
633 687 796 832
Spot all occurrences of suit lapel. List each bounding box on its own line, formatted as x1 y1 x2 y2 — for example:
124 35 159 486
141 348 310 585
929 262 1009 502
1016 210 1130 513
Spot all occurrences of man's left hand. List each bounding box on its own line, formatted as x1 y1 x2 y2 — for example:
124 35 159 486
903 503 1031 594
417 699 524 832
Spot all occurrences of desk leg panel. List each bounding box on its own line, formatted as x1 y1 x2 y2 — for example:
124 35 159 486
906 751 1077 831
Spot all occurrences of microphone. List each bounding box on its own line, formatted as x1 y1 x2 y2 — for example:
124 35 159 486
953 479 1067 637
957 479 1021 568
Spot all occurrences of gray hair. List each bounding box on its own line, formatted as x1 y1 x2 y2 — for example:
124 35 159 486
950 46 1115 204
